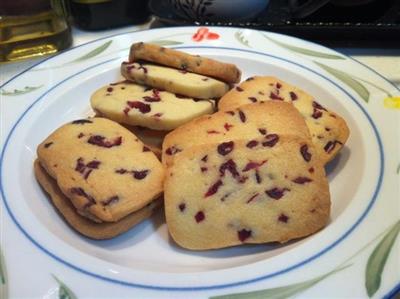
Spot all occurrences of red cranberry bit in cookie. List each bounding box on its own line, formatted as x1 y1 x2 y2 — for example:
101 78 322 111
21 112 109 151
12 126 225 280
153 113 163 118
265 187 290 199
75 158 101 179
300 144 312 162
255 170 262 183
102 196 119 206
236 86 244 92
238 229 252 242
143 96 161 102
276 82 282 89
115 168 128 174
262 134 279 147
217 141 234 156
248 96 257 103
201 155 208 162
313 101 327 111
71 119 93 125
204 180 223 197
201 167 208 172
308 167 315 173
219 159 240 179
70 187 96 206
195 211 205 223
292 177 312 184
106 87 113 92
278 213 289 223
207 130 221 134
44 142 53 148
126 101 151 114
132 170 149 180
224 123 234 131
312 108 323 119
246 193 259 203
178 203 186 212
324 140 342 153
165 146 182 155
289 91 298 101
258 128 267 135
242 160 267 172
238 110 246 123
270 92 284 101
246 140 259 148
88 135 122 148
77 133 85 138
225 111 235 116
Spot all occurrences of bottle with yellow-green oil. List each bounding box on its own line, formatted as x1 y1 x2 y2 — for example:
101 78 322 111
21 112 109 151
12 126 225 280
0 0 71 63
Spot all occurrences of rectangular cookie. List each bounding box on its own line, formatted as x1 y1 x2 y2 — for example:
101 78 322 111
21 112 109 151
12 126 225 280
129 42 241 84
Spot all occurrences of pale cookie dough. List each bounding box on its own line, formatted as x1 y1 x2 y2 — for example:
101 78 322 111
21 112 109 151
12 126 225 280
218 76 350 164
34 159 163 239
162 101 311 167
91 81 215 131
37 117 164 223
121 62 230 99
129 42 241 84
164 136 330 250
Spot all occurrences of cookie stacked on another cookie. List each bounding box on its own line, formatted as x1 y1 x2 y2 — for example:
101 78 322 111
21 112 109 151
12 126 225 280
35 117 164 239
163 101 331 250
218 76 350 164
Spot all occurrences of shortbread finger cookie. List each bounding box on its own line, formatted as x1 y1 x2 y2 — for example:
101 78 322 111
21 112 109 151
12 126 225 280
34 160 162 239
37 117 164 222
218 76 350 164
91 81 215 131
162 101 311 167
129 42 241 83
165 137 330 250
121 62 229 99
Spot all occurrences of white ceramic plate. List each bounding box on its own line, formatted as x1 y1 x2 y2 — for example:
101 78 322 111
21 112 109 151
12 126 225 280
1 27 399 299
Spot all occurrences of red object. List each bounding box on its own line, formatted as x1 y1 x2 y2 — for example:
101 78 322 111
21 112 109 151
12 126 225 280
192 27 220 42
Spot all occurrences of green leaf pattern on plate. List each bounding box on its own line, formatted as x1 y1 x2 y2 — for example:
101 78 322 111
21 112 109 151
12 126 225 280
365 220 400 297
148 40 183 46
235 31 251 48
72 40 112 62
263 35 345 60
397 163 400 174
314 61 370 102
0 85 43 96
210 265 351 299
0 247 5 285
52 275 78 299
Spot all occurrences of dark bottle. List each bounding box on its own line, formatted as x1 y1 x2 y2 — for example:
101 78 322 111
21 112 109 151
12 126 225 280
69 0 150 30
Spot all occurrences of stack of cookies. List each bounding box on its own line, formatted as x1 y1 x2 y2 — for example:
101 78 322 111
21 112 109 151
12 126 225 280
34 42 349 248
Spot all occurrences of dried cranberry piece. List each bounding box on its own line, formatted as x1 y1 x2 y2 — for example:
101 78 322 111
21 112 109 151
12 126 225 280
270 92 284 101
258 128 267 135
312 108 323 119
324 140 342 153
204 180 223 197
107 87 113 92
308 167 314 173
217 141 234 156
238 229 252 242
86 160 100 169
44 142 53 148
236 86 244 92
71 119 93 125
126 101 151 114
200 167 208 172
246 140 258 148
153 113 163 118
265 187 290 199
238 110 246 123
143 96 161 102
143 146 151 152
313 101 327 111
207 130 220 134
75 158 101 179
289 91 298 101
246 193 259 203
278 213 289 223
70 187 96 206
225 111 235 116
132 170 149 180
292 177 312 184
242 160 267 172
276 82 282 89
178 203 186 212
255 171 262 184
165 146 182 155
201 155 208 162
88 135 122 148
262 134 279 147
77 133 84 138
219 159 240 179
224 123 233 131
300 144 312 162
325 127 331 132
195 211 205 223
248 96 257 103
115 168 128 174
102 196 119 206
175 94 190 99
